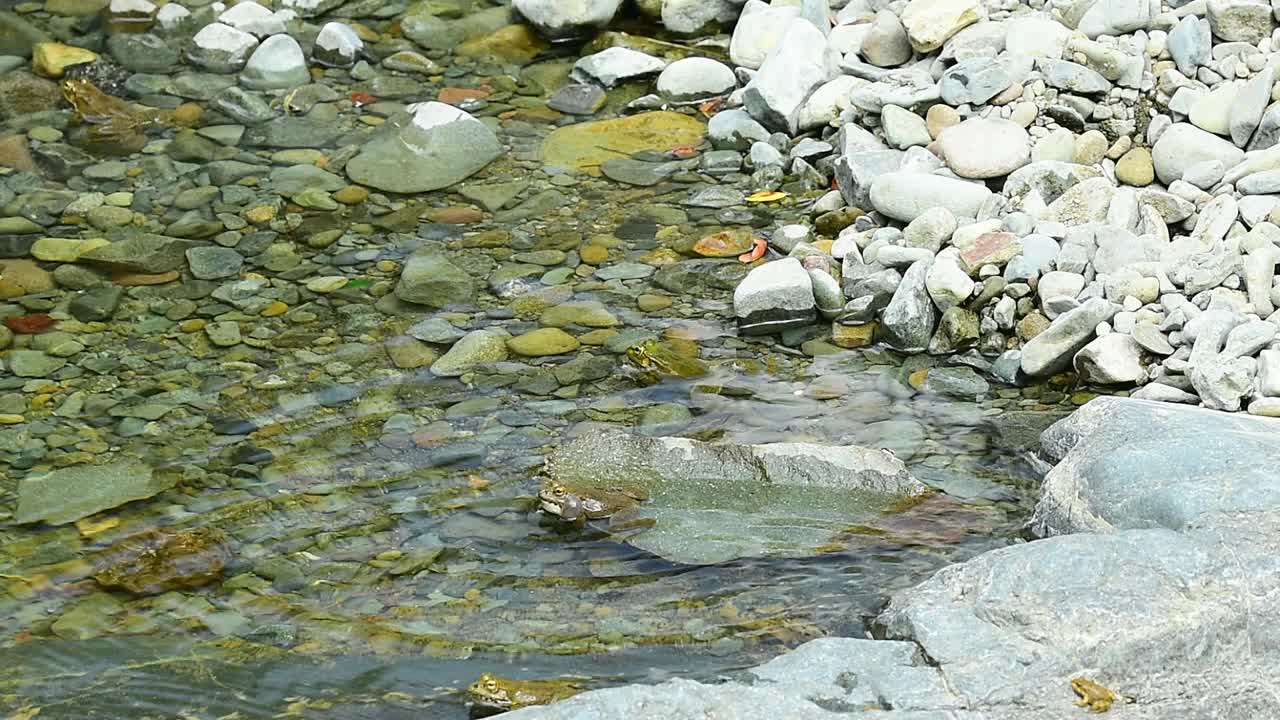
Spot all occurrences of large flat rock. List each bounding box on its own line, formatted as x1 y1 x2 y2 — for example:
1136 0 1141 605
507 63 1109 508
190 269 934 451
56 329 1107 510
546 431 926 564
1031 396 1280 535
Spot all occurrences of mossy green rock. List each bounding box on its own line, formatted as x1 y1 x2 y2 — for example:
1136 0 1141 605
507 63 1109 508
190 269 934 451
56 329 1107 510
540 301 620 328
431 329 509 377
540 111 705 173
508 328 581 356
346 102 501 193
16 460 175 525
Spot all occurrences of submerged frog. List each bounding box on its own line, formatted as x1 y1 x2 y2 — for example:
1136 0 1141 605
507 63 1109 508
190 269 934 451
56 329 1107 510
465 673 581 714
624 339 708 382
61 78 173 152
538 479 648 522
1071 677 1132 713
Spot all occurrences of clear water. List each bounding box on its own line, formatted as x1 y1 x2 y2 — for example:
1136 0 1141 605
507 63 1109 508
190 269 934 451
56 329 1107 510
0 8 1068 718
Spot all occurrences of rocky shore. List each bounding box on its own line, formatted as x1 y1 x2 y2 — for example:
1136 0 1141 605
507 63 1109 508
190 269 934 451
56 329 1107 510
509 397 1280 719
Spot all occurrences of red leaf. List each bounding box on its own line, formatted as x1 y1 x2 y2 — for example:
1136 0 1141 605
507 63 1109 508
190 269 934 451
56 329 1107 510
350 91 376 107
4 314 54 333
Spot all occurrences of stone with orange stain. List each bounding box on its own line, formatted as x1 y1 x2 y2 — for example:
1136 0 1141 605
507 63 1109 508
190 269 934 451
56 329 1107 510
957 231 1022 275
0 260 54 298
113 270 179 286
438 86 491 105
427 206 484 224
0 135 36 172
691 228 755 258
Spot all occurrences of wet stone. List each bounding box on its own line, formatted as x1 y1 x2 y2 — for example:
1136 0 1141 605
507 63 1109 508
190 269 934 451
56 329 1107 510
547 83 607 115
68 286 123 321
186 246 244 280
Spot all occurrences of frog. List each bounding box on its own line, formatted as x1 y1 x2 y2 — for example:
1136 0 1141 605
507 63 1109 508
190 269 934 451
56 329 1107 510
60 78 173 153
1071 677 1132 713
538 479 648 522
465 673 581 715
624 339 708 382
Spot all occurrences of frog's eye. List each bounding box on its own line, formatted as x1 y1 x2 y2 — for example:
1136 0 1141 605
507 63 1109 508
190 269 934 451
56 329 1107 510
553 486 566 497
485 679 498 691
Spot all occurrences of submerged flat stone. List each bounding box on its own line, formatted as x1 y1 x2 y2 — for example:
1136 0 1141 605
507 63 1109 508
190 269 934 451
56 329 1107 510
16 460 174 525
539 111 705 173
346 102 501 193
546 431 926 564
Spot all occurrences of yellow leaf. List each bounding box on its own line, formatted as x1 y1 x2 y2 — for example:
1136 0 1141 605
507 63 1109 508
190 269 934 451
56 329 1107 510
75 516 119 537
746 191 788 203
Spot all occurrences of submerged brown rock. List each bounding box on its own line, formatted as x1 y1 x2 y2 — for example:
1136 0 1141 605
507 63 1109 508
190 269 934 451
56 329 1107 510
92 527 232 595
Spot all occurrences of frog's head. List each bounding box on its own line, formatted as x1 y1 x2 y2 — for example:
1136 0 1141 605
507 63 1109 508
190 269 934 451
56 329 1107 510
60 78 91 104
466 673 514 709
538 480 583 521
625 340 657 368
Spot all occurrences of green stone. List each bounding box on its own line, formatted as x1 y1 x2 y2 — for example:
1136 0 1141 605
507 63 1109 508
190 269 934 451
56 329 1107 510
16 460 176 525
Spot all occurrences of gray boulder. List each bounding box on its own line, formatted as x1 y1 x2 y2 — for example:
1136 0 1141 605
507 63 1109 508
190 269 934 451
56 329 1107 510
513 0 622 38
869 172 993 222
395 248 475 308
1152 122 1245 185
880 259 938 352
1032 397 1280 535
743 17 833 133
17 461 175 525
656 57 736 102
346 102 501 193
733 258 816 335
1020 298 1120 377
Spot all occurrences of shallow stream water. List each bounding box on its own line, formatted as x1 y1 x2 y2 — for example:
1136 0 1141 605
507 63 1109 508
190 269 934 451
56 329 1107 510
0 4 1085 718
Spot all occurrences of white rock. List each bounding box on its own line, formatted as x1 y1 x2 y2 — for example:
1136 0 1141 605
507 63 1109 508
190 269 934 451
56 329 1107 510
1077 0 1153 39
514 0 624 39
660 0 737 34
903 206 957 253
1073 333 1146 384
218 1 285 37
1038 271 1086 305
155 3 190 29
1021 298 1121 377
860 9 912 67
734 258 817 335
937 118 1031 179
869 172 994 223
795 76 860 131
925 250 975 312
656 57 736 102
1206 0 1275 44
730 0 801 70
1151 123 1245 185
1004 14 1071 59
110 0 155 11
881 105 931 149
743 18 834 134
1189 80 1241 136
239 34 309 90
572 47 666 88
1257 348 1280 396
900 0 986 53
1230 65 1274 147
313 22 362 68
187 22 259 72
